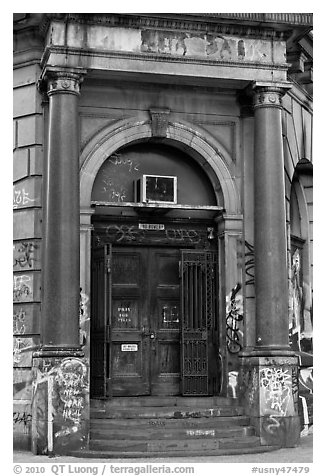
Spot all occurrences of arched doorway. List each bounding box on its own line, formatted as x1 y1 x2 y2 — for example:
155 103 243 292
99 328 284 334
79 119 241 400
90 142 222 398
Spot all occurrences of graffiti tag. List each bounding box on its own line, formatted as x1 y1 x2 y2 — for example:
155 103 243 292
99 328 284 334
226 283 244 354
13 188 36 208
13 412 32 427
13 275 32 301
13 242 38 269
165 229 201 244
244 240 255 286
13 308 26 334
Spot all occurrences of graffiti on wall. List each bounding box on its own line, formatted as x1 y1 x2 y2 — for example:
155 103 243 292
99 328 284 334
165 229 201 244
244 240 255 287
103 224 203 245
79 288 89 347
13 187 36 209
13 275 32 301
227 371 238 398
106 224 145 243
33 357 88 452
13 411 32 431
13 242 38 269
98 153 140 202
13 337 38 366
226 283 244 354
299 366 313 435
289 249 313 352
54 359 88 426
13 308 26 334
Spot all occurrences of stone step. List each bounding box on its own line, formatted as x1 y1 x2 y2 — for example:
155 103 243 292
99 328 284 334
91 406 244 420
86 397 266 458
90 425 255 440
91 414 251 429
91 396 238 408
89 435 261 453
71 444 278 459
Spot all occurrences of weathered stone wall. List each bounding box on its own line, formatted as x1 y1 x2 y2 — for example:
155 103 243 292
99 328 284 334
13 61 43 449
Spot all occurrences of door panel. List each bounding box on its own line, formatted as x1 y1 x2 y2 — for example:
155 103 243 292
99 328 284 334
92 244 218 398
150 249 181 395
110 249 150 396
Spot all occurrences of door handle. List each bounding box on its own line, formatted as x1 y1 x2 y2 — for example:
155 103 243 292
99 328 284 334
141 327 155 339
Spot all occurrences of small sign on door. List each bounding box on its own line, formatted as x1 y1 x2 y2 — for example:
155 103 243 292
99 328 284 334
121 344 138 352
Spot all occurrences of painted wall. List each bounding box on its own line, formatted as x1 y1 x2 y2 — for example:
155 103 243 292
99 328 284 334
13 61 43 449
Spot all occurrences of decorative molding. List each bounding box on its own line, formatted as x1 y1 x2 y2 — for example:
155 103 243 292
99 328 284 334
253 83 292 110
150 108 170 137
39 13 310 40
42 45 289 72
45 71 85 97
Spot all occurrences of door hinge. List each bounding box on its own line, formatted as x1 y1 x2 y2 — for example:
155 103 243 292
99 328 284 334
106 256 111 274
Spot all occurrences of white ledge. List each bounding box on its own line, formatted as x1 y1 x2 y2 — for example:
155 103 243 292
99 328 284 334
91 201 224 211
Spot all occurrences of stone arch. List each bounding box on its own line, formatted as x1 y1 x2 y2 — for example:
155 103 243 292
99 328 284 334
80 118 240 214
288 159 313 349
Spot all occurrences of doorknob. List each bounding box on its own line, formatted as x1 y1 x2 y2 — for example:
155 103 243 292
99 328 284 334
141 327 155 339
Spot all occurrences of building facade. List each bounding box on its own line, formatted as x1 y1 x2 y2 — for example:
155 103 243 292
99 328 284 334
13 13 313 455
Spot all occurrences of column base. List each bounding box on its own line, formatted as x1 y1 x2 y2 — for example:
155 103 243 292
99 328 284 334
250 415 301 447
239 354 300 448
31 351 90 455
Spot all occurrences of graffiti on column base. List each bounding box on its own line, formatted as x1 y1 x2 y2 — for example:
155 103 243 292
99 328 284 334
260 367 293 416
226 283 244 354
33 357 88 452
55 358 88 425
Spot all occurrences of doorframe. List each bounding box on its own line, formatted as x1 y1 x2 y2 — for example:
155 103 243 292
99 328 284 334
79 121 243 398
90 216 221 398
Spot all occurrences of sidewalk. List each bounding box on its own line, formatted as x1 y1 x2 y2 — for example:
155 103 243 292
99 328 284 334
12 434 313 464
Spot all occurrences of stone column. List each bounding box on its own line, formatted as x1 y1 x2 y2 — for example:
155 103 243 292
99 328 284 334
239 83 300 448
32 68 89 456
41 69 85 352
253 84 291 351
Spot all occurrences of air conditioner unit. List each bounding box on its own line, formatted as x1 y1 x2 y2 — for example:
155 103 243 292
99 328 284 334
135 175 177 204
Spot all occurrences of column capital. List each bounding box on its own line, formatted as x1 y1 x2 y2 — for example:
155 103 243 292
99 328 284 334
39 67 87 97
252 81 292 109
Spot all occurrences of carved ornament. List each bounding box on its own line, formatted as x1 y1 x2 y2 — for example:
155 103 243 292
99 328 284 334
150 109 170 137
45 71 85 97
253 84 291 110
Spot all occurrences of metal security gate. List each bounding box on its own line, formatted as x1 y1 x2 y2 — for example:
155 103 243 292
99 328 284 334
181 250 217 395
90 244 112 397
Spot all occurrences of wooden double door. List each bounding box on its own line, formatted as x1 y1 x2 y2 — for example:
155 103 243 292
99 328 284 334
91 244 218 397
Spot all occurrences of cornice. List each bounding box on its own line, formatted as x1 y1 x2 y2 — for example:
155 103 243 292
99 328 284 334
41 44 289 73
39 13 293 41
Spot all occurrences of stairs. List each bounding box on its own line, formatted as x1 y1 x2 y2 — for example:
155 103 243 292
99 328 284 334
74 397 279 458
